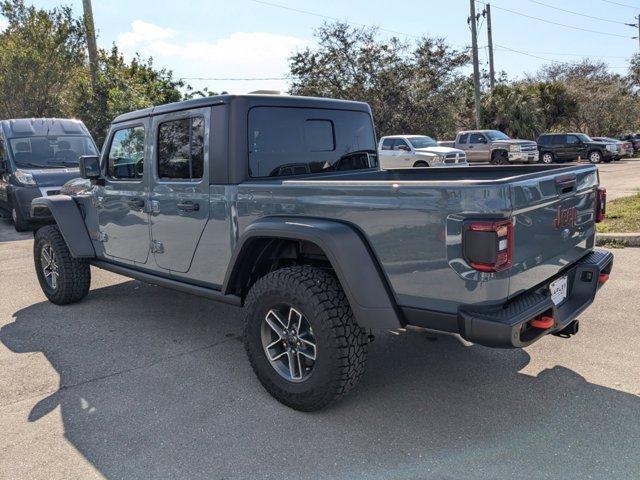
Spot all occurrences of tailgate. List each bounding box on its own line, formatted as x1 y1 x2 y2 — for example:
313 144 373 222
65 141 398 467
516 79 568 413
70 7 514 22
508 165 599 298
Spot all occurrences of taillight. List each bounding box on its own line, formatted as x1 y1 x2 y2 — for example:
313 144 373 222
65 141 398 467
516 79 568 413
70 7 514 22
463 219 513 272
595 187 607 223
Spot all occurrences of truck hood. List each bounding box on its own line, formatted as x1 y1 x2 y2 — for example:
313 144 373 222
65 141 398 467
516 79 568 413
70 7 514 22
415 146 466 155
20 168 81 187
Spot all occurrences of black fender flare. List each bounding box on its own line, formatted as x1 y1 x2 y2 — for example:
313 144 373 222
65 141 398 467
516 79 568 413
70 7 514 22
223 217 403 330
31 195 95 258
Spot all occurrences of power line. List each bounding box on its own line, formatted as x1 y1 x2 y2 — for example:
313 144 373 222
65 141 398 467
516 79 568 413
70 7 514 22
494 44 630 68
493 46 630 59
250 0 470 49
601 0 640 9
477 1 634 38
525 0 635 26
179 77 287 81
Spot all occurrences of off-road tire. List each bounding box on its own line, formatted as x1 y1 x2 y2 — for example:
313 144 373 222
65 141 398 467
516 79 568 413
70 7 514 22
34 225 91 305
244 266 368 411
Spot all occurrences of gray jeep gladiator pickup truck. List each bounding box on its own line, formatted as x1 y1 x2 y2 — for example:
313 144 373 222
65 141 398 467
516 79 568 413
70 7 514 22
30 95 613 411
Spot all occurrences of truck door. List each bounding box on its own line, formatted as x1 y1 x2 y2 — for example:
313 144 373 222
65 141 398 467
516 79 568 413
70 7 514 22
96 120 151 264
378 138 396 168
565 134 583 161
394 138 413 165
149 107 210 273
467 132 489 162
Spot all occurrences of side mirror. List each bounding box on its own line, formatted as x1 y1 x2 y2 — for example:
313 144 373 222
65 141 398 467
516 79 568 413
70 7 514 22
397 144 410 152
79 155 101 180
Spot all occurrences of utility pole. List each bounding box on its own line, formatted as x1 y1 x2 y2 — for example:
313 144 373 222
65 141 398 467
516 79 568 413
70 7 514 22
469 0 481 128
486 3 495 90
82 0 99 87
637 13 640 52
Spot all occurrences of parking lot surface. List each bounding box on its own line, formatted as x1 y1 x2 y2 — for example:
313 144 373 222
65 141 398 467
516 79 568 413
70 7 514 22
597 158 640 200
0 219 638 479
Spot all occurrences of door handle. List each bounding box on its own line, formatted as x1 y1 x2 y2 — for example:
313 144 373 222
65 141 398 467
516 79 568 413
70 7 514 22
127 198 145 209
177 201 200 212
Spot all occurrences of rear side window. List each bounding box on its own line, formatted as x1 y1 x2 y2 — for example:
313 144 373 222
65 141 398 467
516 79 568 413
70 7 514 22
458 133 469 144
538 135 549 145
107 126 145 180
248 107 377 177
157 117 204 180
552 134 563 144
381 138 395 150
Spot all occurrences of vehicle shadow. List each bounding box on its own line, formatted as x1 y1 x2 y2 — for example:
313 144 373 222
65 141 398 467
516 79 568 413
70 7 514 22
0 218 32 243
2 281 639 479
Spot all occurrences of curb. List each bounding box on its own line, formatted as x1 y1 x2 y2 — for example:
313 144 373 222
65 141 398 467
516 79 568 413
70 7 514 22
596 232 640 247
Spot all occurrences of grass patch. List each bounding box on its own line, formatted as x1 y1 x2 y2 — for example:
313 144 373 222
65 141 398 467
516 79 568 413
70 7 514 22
596 193 640 233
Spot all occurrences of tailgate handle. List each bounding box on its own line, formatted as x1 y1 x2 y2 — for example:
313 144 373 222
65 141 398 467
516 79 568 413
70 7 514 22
555 175 576 194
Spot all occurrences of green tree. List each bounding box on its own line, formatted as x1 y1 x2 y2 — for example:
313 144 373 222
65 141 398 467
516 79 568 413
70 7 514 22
0 0 85 118
289 22 469 139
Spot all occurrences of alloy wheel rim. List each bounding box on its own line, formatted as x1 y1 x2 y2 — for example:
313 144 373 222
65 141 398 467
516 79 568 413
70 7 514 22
41 244 59 290
590 152 600 163
261 305 317 382
543 154 552 164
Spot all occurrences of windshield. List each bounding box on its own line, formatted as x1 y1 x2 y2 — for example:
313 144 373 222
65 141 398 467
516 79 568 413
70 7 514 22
9 135 98 169
407 136 438 148
577 134 592 142
485 130 510 141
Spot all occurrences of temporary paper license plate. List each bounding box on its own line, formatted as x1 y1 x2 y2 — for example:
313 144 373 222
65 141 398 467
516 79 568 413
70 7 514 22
549 276 568 306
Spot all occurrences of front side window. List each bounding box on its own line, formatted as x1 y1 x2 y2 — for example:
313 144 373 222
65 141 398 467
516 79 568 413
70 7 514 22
8 136 98 169
469 133 487 144
394 140 410 150
566 135 580 145
157 117 204 180
381 138 395 150
248 107 377 177
107 126 145 180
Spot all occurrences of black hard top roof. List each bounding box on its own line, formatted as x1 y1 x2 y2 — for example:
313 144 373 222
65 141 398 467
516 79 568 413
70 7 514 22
112 94 371 124
0 118 90 138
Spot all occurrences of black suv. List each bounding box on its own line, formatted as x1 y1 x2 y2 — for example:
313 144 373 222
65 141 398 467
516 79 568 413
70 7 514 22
537 133 616 164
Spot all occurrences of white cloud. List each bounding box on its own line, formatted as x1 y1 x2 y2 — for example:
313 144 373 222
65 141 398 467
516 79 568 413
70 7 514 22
116 21 307 94
0 17 8 32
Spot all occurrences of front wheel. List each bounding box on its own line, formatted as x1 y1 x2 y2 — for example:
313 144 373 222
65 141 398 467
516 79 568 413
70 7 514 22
11 206 29 232
244 266 368 411
34 225 91 305
589 150 602 164
413 161 428 168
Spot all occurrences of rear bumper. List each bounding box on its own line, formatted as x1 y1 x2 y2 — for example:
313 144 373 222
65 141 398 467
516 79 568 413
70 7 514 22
403 249 613 348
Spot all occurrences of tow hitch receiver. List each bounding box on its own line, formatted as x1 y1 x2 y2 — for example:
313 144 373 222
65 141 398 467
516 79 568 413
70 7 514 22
530 315 554 329
553 320 580 339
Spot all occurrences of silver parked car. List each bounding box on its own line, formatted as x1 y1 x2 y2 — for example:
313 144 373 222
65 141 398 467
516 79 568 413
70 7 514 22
378 135 467 169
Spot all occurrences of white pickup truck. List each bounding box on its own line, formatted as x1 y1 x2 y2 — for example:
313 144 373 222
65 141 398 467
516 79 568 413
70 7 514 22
378 135 468 168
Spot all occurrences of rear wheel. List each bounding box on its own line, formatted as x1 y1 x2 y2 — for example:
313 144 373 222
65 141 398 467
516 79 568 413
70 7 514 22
541 152 555 164
244 266 368 411
589 150 602 164
34 225 91 305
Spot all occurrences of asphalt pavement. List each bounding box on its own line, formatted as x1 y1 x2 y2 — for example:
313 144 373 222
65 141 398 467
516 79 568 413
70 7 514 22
0 218 639 480
596 157 640 200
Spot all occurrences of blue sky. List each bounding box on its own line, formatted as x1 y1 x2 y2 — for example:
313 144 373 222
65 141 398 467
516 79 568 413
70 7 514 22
24 0 640 93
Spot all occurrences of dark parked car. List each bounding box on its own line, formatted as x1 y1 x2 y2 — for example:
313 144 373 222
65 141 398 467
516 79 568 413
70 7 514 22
537 133 616 164
618 133 640 152
0 118 98 231
30 94 612 411
592 137 632 160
